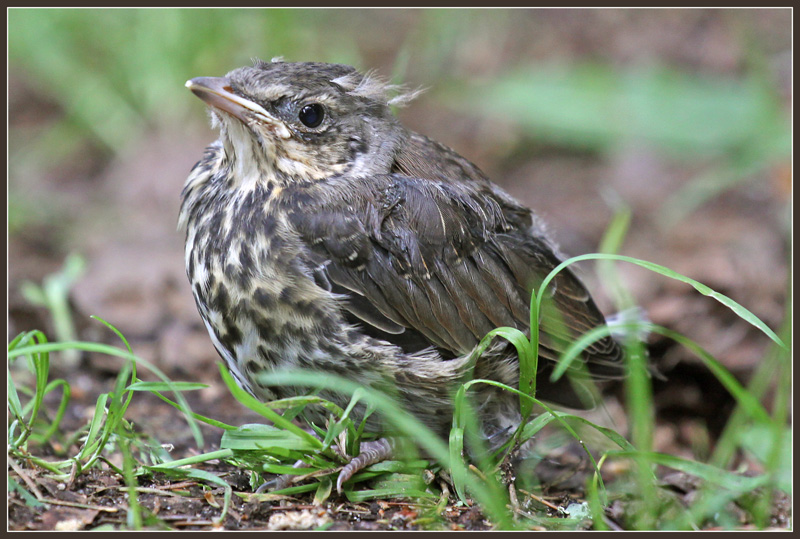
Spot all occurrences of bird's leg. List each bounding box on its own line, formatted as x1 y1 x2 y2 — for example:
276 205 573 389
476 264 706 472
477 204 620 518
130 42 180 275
256 458 311 493
255 424 321 493
336 437 396 493
256 436 396 494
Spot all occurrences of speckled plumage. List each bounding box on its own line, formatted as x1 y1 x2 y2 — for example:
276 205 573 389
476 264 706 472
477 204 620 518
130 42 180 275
181 59 624 462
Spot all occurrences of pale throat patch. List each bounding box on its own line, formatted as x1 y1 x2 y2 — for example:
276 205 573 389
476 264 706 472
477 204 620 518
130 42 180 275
223 117 348 189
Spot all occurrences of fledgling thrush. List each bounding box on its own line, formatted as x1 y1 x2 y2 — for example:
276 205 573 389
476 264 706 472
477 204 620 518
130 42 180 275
181 59 624 491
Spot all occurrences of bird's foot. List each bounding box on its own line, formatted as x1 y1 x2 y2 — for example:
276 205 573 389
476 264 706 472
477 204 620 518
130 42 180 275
256 458 311 493
256 437 396 494
335 437 395 493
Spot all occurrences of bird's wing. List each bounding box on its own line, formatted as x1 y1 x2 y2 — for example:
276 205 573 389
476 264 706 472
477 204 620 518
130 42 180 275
284 173 623 381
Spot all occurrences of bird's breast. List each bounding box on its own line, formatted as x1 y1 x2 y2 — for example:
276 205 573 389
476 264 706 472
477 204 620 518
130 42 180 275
184 185 355 399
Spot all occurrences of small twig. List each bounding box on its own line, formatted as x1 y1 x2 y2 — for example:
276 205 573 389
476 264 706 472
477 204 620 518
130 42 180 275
40 498 119 513
8 458 45 500
438 480 450 499
160 480 200 491
116 486 193 498
10 457 119 513
508 482 520 512
517 488 563 513
170 519 221 527
467 464 487 481
511 506 542 522
67 461 79 487
603 515 624 531
236 491 292 503
333 507 371 516
224 505 241 523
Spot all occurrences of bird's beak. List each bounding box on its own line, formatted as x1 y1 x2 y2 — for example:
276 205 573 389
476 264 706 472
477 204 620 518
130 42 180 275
185 77 291 138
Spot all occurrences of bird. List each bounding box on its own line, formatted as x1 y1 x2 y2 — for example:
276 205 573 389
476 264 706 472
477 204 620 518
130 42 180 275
181 58 624 492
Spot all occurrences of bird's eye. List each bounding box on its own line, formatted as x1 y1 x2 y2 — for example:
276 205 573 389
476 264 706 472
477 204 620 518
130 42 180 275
298 103 324 128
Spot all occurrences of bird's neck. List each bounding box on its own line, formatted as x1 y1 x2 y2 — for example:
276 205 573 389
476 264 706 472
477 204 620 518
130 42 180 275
222 122 288 192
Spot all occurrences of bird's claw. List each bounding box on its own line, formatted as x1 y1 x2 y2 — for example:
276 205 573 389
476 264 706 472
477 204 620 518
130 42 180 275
256 438 396 495
335 437 395 493
257 458 311 493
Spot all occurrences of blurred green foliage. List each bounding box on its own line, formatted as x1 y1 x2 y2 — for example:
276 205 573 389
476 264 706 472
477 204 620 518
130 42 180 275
8 9 364 152
450 63 789 224
457 64 787 158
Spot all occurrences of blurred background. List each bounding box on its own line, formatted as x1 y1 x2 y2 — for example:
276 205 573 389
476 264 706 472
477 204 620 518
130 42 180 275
8 9 791 457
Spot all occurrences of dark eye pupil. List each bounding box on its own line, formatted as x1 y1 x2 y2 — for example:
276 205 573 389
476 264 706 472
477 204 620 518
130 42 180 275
299 104 324 128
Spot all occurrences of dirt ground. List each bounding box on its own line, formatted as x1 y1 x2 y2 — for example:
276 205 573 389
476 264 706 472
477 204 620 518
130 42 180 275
8 9 791 530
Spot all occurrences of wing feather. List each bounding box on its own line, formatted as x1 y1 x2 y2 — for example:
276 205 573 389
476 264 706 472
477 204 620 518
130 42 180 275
284 168 624 401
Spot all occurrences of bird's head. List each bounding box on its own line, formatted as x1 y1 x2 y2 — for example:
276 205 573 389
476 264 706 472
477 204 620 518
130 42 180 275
186 58 417 187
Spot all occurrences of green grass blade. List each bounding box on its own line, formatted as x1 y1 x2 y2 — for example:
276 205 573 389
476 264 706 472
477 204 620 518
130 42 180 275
474 327 534 416
314 477 333 505
266 482 320 496
7 367 25 426
551 324 622 380
449 384 471 502
149 449 234 470
259 462 323 476
148 390 237 430
119 437 142 530
8 477 47 508
538 254 786 349
610 451 768 492
654 326 772 425
220 424 322 452
29 332 50 440
624 335 657 530
127 381 208 392
526 287 540 412
218 363 323 449
448 426 468 503
91 317 139 450
77 393 109 461
586 456 610 530
39 379 71 443
554 321 772 427
7 331 27 351
8 338 205 447
551 413 637 453
345 487 436 502
517 410 554 439
596 206 637 311
91 315 133 353
710 294 791 470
